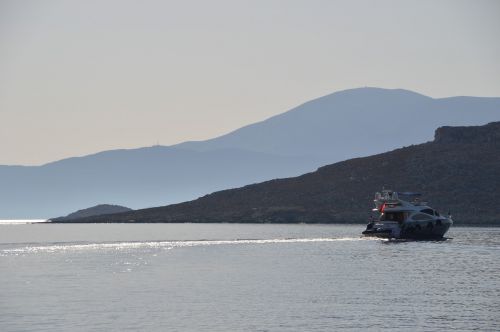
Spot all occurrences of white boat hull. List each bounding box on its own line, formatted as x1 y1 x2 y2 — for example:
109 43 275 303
363 218 453 239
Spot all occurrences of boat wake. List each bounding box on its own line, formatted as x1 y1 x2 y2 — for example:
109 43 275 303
0 219 48 225
1 237 380 255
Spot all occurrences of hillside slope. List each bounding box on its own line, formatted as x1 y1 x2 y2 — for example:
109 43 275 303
61 122 500 225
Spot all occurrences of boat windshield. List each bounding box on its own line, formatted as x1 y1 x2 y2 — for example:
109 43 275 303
421 208 439 216
381 212 406 222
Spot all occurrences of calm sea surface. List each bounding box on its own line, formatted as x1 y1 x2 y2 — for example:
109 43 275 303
1 223 499 331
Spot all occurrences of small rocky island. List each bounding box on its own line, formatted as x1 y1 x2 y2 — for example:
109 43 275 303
51 204 132 222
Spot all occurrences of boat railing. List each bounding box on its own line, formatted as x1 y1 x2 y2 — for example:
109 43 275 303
375 190 399 202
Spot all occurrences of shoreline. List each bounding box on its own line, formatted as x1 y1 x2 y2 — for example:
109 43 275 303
45 220 500 227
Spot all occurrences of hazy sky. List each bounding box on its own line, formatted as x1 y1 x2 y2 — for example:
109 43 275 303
1 0 499 165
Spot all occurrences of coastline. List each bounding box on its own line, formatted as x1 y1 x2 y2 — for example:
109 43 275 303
45 220 499 227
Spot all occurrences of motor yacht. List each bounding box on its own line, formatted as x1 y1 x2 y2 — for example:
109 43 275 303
362 190 453 239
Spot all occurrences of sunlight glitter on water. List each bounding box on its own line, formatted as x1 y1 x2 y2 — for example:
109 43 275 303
1 237 381 255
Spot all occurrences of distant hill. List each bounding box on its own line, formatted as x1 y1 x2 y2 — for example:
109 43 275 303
62 122 500 225
175 88 500 161
0 148 320 218
2 87 499 218
52 204 132 221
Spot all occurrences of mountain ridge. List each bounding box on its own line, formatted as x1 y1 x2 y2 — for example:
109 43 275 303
2 87 499 218
173 87 500 159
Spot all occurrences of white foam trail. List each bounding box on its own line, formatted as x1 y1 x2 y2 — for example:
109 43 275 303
1 237 376 254
0 219 48 225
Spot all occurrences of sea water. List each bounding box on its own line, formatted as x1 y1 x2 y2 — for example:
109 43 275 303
0 223 499 331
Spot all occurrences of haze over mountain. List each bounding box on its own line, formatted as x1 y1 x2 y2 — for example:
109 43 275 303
1 148 318 219
1 87 499 219
62 122 500 225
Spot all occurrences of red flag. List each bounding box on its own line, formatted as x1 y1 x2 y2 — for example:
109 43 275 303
380 203 386 213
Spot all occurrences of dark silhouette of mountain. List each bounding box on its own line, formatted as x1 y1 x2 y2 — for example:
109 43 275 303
61 122 500 225
1 87 499 218
53 204 132 221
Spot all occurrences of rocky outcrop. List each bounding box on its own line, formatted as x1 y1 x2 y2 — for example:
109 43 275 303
434 121 500 144
52 204 132 221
